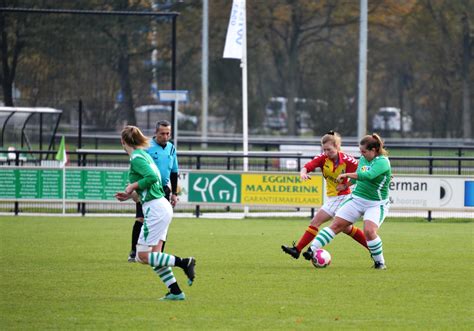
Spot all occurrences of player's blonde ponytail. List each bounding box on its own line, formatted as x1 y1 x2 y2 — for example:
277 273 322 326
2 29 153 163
121 125 150 149
321 130 342 150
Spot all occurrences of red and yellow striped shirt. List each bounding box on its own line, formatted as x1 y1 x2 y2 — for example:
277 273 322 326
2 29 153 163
304 151 358 197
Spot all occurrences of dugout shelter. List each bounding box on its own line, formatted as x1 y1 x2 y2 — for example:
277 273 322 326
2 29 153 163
0 107 62 158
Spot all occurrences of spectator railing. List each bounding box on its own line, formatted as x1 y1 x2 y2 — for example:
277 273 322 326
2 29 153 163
1 149 474 175
1 149 473 220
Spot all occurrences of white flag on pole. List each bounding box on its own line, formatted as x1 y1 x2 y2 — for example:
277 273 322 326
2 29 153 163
223 0 246 59
55 136 67 168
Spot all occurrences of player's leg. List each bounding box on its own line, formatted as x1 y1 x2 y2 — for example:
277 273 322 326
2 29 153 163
136 198 196 300
134 242 183 300
137 243 196 298
298 209 332 250
281 196 345 259
281 209 331 259
363 201 389 269
128 202 144 262
334 196 368 249
161 185 171 252
147 250 195 287
303 217 351 260
364 221 385 269
304 197 362 260
341 224 368 249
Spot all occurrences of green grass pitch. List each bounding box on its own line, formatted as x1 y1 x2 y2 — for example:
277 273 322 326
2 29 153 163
1 216 473 330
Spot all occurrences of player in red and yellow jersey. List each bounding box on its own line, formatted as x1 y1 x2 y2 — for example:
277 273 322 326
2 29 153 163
281 131 369 259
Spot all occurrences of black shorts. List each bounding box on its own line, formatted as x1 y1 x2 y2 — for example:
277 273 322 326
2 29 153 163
135 186 171 219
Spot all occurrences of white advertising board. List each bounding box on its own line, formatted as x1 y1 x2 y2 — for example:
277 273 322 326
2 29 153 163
389 175 474 211
389 176 440 208
177 171 189 203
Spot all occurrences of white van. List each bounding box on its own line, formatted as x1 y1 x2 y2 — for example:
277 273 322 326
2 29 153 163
263 97 318 133
372 107 412 132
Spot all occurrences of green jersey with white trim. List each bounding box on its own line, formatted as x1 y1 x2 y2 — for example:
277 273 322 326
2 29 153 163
353 155 391 201
128 149 165 203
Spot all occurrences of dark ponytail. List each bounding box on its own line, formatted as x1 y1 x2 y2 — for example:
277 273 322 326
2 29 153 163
360 133 388 156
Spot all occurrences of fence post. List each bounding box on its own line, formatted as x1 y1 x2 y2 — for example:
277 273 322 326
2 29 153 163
14 151 20 215
427 157 433 222
264 145 269 170
195 155 201 218
78 100 83 150
82 152 87 215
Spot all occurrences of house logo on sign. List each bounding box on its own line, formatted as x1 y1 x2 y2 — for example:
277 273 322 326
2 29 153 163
189 173 241 203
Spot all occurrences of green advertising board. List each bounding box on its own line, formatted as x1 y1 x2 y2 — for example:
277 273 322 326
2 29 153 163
0 167 128 201
0 168 62 199
188 173 241 203
1 168 324 207
65 169 129 200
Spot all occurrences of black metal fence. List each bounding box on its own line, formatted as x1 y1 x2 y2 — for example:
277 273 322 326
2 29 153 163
2 149 474 175
53 133 474 156
1 149 473 219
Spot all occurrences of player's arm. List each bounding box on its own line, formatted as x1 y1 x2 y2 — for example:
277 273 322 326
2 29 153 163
170 172 178 194
300 167 311 180
130 191 140 202
169 148 179 206
115 190 140 202
336 171 358 183
126 157 159 194
336 154 359 190
170 149 179 195
336 180 354 191
169 172 179 207
300 154 324 180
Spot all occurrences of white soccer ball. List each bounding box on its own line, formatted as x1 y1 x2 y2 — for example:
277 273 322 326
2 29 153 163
311 249 332 268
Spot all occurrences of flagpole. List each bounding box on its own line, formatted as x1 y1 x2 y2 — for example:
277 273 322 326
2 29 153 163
62 167 66 215
357 0 368 139
56 136 67 215
241 0 249 216
222 0 248 216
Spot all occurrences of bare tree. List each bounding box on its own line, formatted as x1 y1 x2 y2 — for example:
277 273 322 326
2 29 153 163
252 1 360 135
461 12 472 139
0 2 27 106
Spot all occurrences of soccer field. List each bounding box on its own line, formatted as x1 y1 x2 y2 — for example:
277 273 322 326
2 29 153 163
1 216 473 330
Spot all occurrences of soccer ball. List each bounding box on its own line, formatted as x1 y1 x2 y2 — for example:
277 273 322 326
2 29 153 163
311 249 331 268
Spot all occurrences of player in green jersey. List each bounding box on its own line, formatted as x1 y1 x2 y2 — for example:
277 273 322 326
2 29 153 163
304 133 391 269
128 120 179 262
115 126 196 300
